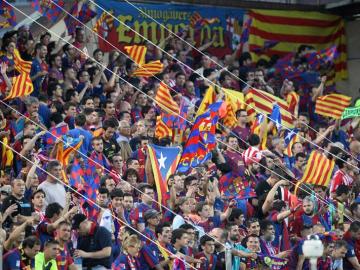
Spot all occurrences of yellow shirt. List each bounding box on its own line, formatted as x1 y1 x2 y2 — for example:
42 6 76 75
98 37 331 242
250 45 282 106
34 252 58 270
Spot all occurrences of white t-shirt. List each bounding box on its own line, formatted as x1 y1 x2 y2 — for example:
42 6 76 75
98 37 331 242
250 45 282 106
38 180 66 208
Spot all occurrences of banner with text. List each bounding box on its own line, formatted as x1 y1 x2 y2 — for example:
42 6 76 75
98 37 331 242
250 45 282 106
94 1 245 58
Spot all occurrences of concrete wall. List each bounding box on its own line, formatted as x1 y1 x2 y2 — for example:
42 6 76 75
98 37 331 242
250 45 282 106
337 20 360 99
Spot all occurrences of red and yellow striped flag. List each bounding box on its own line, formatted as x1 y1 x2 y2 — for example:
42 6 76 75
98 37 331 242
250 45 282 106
155 82 180 115
132 60 163 78
5 73 34 100
300 151 335 187
13 49 32 73
124 45 146 66
248 9 347 81
315 94 351 119
93 11 114 33
155 116 173 139
245 88 294 128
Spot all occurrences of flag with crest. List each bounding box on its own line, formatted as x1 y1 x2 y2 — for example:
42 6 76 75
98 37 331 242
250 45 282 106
55 135 83 167
177 102 223 172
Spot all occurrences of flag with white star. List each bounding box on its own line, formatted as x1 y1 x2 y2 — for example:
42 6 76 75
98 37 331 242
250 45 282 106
147 144 181 207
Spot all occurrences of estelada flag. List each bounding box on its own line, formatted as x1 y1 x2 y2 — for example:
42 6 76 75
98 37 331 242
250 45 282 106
315 93 351 119
147 144 181 206
55 135 82 167
300 151 335 187
222 88 245 128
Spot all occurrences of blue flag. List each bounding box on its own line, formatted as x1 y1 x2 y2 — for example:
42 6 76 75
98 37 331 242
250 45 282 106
270 103 282 131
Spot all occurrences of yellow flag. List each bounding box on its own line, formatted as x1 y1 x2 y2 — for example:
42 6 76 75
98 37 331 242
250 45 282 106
195 86 216 118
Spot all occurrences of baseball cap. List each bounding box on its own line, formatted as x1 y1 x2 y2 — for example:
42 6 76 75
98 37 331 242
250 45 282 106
71 213 87 230
144 209 160 221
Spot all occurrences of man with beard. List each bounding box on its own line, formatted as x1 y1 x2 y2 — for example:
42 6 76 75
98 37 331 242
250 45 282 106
225 223 257 270
292 196 328 237
97 188 114 238
30 43 48 96
149 222 176 270
122 192 134 224
55 221 76 270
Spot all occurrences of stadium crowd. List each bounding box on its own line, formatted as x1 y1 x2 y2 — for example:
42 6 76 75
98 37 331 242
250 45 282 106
0 8 360 270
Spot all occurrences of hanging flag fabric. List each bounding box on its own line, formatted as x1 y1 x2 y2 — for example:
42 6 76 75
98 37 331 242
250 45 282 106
226 17 242 50
245 88 294 128
42 124 69 145
300 151 335 187
132 61 164 78
238 17 252 53
248 9 347 81
195 86 216 118
1 137 13 169
341 106 360 120
93 11 114 33
155 115 173 139
177 102 223 173
5 73 34 100
283 129 299 157
124 45 147 66
55 135 83 167
155 82 180 115
31 0 64 22
147 144 181 206
315 94 351 119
